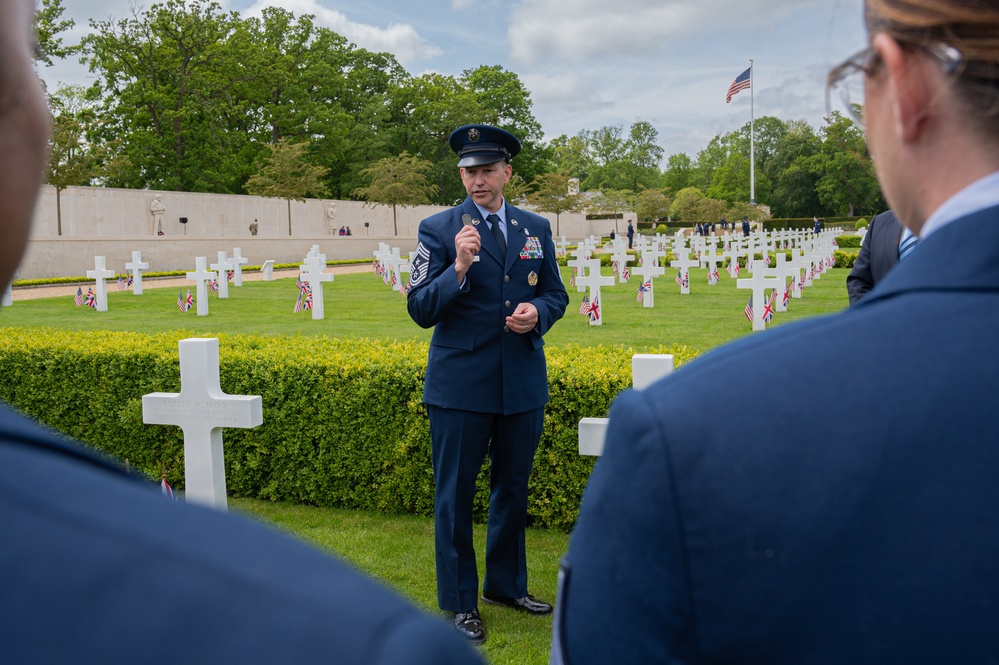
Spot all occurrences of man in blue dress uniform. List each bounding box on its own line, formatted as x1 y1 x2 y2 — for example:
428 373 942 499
407 124 569 644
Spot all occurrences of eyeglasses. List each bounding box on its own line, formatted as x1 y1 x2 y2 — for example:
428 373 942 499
826 42 963 131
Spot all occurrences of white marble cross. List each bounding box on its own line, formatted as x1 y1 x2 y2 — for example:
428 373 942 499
737 264 782 332
724 242 744 278
383 248 407 291
702 247 722 285
142 338 262 511
632 250 666 308
230 247 249 287
566 247 591 293
555 236 570 257
609 240 634 284
299 255 333 320
261 260 276 281
670 249 698 295
125 251 149 295
575 258 616 326
578 354 674 456
186 257 216 317
210 251 233 299
1 281 12 308
86 256 115 312
773 251 798 311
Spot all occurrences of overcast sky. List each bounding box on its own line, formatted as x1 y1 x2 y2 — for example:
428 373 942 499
40 0 867 163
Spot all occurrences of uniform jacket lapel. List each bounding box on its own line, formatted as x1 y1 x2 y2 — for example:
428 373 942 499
860 204 999 308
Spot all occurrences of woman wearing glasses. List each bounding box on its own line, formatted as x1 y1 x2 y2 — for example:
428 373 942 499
552 1 999 663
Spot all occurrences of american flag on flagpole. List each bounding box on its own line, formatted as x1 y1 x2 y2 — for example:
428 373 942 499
637 281 651 302
744 295 754 322
74 287 84 307
726 66 751 103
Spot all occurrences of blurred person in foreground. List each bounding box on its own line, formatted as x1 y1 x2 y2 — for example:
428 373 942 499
552 0 999 662
0 3 481 663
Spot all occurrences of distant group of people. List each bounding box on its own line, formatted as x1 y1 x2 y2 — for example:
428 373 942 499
4 0 999 661
338 225 353 236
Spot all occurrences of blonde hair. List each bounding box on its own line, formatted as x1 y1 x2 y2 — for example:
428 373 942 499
866 0 999 127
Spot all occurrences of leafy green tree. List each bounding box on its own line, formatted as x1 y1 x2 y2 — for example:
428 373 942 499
83 0 245 192
526 173 584 236
634 187 672 222
662 153 694 194
549 133 593 181
46 86 104 235
245 138 329 235
34 0 81 67
766 120 822 217
353 151 439 235
669 186 705 222
808 112 883 216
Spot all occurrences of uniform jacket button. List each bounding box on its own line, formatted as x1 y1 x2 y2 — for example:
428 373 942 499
504 300 511 308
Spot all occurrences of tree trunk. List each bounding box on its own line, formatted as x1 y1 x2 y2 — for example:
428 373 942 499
392 204 398 237
56 188 63 236
287 199 292 236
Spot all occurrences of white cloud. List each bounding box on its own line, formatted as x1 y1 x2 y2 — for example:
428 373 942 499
244 0 442 65
508 0 825 66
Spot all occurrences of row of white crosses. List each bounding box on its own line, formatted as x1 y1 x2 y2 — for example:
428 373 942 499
81 248 262 314
372 243 411 292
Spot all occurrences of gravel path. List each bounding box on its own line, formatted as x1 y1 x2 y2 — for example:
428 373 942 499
11 264 372 301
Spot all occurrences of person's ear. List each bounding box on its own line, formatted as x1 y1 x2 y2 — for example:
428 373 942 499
874 32 934 142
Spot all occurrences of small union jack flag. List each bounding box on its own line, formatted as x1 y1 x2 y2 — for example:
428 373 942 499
763 291 776 324
621 266 630 281
84 287 97 309
126 274 133 287
637 281 651 302
208 279 219 293
584 293 601 323
783 282 792 307
161 476 176 500
304 290 313 310
675 271 688 289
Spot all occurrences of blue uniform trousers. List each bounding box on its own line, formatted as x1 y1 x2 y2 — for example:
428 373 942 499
427 405 544 612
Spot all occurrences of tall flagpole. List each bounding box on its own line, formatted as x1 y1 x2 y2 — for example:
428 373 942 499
750 59 756 204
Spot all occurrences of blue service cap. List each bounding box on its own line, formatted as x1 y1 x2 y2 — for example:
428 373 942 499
449 124 522 168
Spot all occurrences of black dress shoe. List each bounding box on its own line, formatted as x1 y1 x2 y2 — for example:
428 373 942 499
481 591 553 615
453 609 486 644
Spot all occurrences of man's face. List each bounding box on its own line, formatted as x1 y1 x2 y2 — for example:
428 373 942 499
460 161 512 213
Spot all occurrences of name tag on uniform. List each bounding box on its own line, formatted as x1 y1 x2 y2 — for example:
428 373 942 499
520 236 543 260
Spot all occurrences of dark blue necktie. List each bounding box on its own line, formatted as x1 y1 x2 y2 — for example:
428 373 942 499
898 228 918 260
487 214 506 260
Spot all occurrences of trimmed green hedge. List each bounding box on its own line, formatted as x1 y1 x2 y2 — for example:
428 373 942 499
834 235 862 248
0 328 698 531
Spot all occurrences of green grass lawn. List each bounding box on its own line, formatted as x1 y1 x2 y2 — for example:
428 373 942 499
5 264 852 664
3 266 851 354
